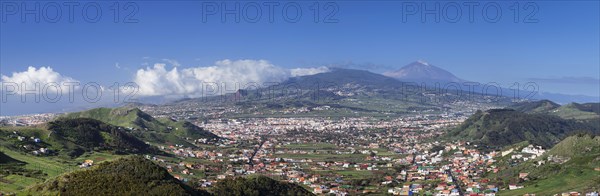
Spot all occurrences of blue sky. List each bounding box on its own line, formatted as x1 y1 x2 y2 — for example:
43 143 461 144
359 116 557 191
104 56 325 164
1 1 599 115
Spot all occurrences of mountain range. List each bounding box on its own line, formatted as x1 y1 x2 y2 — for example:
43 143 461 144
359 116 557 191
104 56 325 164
1 60 597 116
173 61 597 113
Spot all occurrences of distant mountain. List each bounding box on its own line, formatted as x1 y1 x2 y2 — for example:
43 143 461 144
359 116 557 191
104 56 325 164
449 109 599 148
47 118 157 157
382 61 599 104
63 107 219 146
28 156 207 195
383 60 465 83
509 100 561 114
171 68 512 117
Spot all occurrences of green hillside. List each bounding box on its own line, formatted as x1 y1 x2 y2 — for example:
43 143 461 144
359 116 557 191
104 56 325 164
509 100 600 120
63 107 219 146
510 100 560 114
27 156 208 195
449 109 598 148
494 134 600 195
210 175 314 196
0 151 24 164
0 146 75 194
552 103 600 120
546 133 600 157
46 118 157 157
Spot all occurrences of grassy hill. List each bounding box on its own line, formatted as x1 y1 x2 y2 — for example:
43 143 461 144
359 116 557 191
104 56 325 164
545 133 600 157
0 122 141 194
449 109 599 148
510 100 561 114
0 145 77 194
27 156 208 195
493 134 600 195
552 102 600 120
509 100 599 120
46 118 158 157
210 175 314 196
63 107 219 146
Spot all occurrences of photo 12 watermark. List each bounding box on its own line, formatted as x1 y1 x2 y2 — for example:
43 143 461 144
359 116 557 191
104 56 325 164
1 80 540 105
1 82 139 104
200 1 339 23
400 1 539 23
0 1 139 23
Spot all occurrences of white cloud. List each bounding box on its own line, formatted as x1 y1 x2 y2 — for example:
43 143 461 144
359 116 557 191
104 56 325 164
1 66 79 94
290 66 330 77
133 59 291 97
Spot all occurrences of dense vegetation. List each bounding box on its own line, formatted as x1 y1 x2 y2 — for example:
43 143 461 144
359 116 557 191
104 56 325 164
47 118 157 157
210 175 314 196
449 109 599 148
28 156 208 195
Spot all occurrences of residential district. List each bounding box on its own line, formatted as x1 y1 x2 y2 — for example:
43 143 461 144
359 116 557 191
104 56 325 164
2 105 598 196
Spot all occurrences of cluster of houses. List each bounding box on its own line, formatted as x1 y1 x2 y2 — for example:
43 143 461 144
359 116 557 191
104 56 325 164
6 131 51 156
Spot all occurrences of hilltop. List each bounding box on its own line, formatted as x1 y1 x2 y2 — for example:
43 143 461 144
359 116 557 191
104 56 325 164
63 107 158 130
509 100 599 120
552 102 600 120
449 109 598 148
509 100 561 114
63 107 219 146
46 118 157 157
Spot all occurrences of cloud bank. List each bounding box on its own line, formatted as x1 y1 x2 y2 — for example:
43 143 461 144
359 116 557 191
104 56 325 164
0 60 330 99
134 59 325 97
1 66 79 94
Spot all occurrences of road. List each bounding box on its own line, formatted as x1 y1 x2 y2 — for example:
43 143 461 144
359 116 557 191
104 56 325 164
247 135 267 166
445 169 465 196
